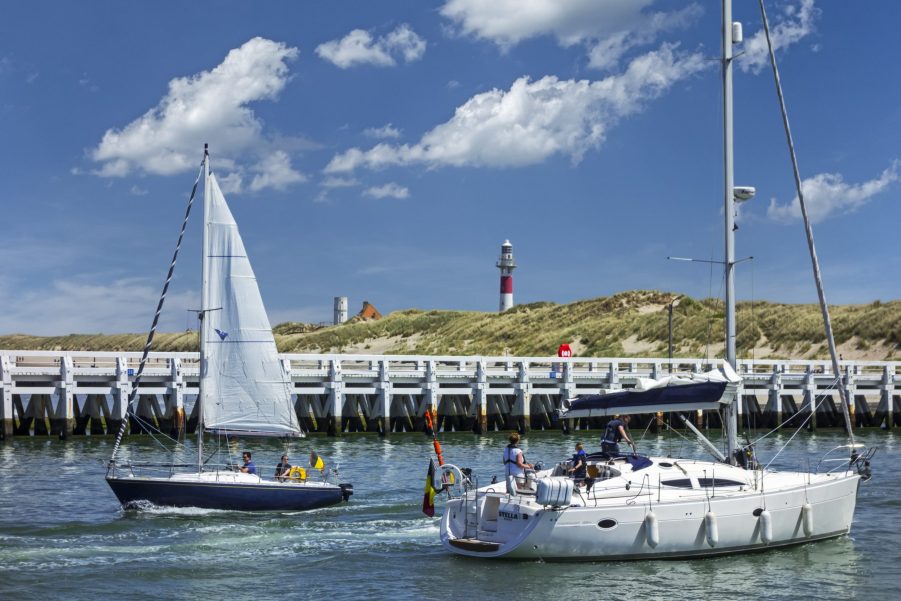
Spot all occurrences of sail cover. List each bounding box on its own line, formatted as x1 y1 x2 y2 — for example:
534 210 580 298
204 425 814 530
559 362 740 418
200 173 301 437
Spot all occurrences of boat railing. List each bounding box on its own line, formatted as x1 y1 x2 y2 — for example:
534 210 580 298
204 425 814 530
107 461 193 479
815 444 873 476
107 460 339 485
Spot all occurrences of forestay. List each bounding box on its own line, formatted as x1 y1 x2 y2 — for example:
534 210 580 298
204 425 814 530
200 172 301 437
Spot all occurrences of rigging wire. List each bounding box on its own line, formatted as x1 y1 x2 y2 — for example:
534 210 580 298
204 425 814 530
749 376 842 448
108 159 204 468
744 260 758 434
756 0 855 447
763 391 831 471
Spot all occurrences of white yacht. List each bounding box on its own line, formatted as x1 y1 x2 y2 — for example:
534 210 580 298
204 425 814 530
439 365 869 560
437 0 874 560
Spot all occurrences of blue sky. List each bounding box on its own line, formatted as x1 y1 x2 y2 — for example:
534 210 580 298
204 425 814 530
1 0 898 335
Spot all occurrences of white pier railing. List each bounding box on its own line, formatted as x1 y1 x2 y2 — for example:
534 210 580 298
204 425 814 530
0 350 897 438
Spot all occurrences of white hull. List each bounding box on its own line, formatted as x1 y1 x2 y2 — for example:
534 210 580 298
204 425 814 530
441 457 860 560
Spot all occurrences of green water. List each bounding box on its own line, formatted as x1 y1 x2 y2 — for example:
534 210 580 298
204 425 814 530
0 430 896 600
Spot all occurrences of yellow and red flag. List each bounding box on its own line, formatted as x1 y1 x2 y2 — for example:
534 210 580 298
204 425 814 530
422 459 438 517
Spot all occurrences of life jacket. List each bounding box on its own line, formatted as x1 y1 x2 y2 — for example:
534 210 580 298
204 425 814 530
602 419 624 444
571 450 587 477
503 444 524 476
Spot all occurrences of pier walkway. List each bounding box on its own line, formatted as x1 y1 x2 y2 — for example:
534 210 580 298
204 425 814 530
1 350 897 438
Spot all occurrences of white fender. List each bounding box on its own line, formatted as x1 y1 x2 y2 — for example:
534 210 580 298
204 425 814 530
760 509 773 543
802 503 814 536
705 511 719 547
645 511 659 548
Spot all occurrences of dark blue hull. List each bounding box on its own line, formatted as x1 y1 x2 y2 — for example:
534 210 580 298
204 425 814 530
106 477 351 511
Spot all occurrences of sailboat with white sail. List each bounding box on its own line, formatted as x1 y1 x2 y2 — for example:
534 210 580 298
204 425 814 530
436 0 874 559
105 145 352 511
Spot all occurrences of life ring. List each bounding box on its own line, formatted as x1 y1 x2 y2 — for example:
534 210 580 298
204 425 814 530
288 466 306 481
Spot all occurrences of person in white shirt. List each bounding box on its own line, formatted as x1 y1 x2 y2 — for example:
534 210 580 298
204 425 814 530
502 432 533 494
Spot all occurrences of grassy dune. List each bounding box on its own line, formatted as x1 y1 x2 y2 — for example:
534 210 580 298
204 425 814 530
1 291 898 361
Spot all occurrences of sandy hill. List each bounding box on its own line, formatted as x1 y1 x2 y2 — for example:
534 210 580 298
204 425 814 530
1 291 898 362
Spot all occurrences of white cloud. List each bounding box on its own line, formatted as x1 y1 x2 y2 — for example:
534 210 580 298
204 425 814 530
442 0 652 47
325 43 706 173
91 37 305 192
363 183 409 199
740 0 819 74
217 172 244 195
364 124 402 139
0 277 197 335
586 5 702 71
320 176 359 189
129 185 148 196
316 24 426 69
767 161 899 223
248 150 307 192
78 72 99 92
441 0 701 70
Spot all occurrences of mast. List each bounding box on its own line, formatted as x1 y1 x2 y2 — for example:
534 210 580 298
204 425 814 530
198 144 210 472
722 0 739 464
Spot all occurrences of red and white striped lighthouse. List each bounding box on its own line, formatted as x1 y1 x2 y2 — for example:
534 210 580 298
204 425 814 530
496 239 516 312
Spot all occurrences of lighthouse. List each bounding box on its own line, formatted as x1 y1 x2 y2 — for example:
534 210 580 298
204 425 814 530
496 239 516 312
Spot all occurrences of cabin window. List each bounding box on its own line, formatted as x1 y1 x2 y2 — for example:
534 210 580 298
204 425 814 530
597 519 618 529
661 478 694 488
697 478 745 488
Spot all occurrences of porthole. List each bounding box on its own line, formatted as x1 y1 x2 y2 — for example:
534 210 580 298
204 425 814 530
658 462 674 468
752 508 763 517
597 518 618 529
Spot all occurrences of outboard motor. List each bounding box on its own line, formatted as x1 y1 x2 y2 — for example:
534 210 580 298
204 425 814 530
339 483 354 501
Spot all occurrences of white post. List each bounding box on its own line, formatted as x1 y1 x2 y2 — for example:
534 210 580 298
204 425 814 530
114 356 131 429
328 358 344 436
378 359 391 434
425 360 439 419
56 355 75 438
516 360 531 431
475 359 488 433
1 354 14 438
169 357 185 436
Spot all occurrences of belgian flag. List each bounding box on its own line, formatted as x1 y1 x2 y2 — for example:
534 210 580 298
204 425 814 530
310 451 325 471
422 459 438 517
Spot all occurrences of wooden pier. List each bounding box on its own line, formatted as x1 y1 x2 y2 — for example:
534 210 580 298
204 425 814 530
0 350 897 439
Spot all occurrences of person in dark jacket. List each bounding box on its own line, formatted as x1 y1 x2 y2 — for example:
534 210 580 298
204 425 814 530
601 415 635 456
274 454 292 481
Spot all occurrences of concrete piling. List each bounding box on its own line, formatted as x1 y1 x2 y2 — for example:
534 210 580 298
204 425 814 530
0 351 897 440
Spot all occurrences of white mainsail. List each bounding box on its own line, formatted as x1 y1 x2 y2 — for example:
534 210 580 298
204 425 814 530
199 171 300 437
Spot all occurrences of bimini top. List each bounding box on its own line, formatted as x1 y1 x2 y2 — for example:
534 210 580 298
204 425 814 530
559 362 740 418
